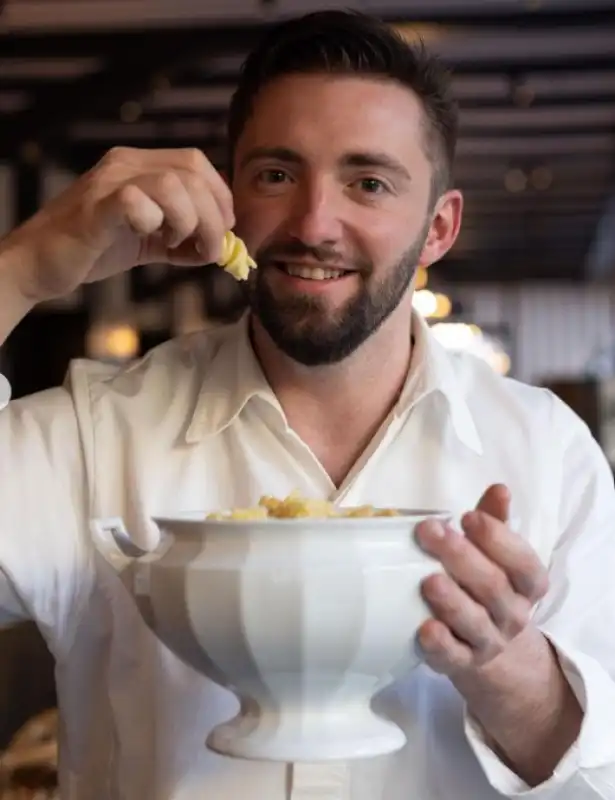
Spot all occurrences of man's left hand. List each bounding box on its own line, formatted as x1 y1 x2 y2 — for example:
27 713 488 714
415 484 549 677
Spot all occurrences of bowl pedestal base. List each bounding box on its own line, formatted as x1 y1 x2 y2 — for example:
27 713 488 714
206 699 406 762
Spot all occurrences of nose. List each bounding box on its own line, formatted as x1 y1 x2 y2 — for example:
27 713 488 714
285 180 344 246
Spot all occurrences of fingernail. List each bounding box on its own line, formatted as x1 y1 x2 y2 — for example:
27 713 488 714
421 520 446 539
413 635 427 662
195 241 215 263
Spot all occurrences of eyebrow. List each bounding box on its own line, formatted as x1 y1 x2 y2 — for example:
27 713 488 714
239 146 303 170
239 146 411 182
341 152 411 182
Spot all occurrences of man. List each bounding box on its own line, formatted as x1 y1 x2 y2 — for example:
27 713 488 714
0 9 614 800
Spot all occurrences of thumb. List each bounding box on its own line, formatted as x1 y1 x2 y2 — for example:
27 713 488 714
476 483 510 523
140 233 207 268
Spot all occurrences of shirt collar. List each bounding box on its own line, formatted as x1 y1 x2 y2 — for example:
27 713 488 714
185 314 278 443
186 311 482 455
403 312 483 455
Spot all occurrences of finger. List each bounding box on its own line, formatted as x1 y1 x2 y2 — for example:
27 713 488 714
148 235 204 267
476 483 510 523
200 162 235 232
421 573 506 658
416 520 529 634
417 619 474 674
175 170 227 263
130 147 234 230
105 146 206 169
462 511 549 603
132 171 199 248
108 183 164 237
103 146 234 231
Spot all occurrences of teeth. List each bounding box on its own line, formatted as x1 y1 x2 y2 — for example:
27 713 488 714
285 265 345 280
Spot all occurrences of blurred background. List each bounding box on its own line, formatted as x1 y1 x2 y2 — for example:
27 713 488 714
0 0 614 794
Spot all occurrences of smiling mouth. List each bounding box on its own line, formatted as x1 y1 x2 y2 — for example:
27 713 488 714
273 262 350 281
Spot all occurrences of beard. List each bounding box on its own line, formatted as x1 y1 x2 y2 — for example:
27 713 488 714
247 222 430 366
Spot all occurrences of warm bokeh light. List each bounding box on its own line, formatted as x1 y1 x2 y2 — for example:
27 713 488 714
430 322 511 375
87 322 140 361
413 289 438 317
412 290 452 319
504 168 527 193
530 166 553 191
415 266 428 290
434 293 452 318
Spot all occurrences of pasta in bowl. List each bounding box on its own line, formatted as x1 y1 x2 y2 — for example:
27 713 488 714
105 494 450 762
206 492 403 520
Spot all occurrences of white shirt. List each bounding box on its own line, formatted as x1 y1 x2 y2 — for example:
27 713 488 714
1 311 615 800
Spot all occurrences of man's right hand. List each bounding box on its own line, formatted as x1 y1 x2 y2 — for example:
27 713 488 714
1 146 235 306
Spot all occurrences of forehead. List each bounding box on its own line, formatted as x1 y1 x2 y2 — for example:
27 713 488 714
237 73 428 166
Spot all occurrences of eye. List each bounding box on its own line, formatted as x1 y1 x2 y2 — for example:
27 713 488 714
256 169 289 185
356 177 388 195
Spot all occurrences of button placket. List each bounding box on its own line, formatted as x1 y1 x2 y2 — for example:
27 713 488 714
288 762 350 800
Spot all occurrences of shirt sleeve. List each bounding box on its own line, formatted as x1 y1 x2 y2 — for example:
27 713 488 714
464 392 615 799
0 368 95 656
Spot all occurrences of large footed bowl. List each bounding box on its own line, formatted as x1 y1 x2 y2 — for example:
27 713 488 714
128 509 448 762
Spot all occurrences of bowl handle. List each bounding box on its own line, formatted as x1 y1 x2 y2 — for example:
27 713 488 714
90 517 172 569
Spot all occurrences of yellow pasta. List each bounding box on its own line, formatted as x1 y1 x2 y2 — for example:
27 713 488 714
217 231 257 281
206 492 400 520
206 506 268 521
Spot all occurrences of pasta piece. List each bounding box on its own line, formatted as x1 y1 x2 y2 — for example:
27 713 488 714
217 231 257 281
206 506 268 520
343 505 377 517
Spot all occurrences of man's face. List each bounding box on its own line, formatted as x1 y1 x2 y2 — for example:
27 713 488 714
232 73 444 365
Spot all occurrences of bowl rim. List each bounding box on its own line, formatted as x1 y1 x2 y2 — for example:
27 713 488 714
153 508 451 529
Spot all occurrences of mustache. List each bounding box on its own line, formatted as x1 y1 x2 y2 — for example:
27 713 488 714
256 239 347 268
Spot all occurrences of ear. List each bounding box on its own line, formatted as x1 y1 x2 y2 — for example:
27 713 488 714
418 189 464 269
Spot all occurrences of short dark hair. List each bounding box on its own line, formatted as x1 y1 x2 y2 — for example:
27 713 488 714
227 10 458 200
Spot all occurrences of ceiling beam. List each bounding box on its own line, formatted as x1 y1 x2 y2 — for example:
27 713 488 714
2 14 615 60
439 55 615 75
0 26 272 159
0 24 267 60
386 6 615 28
459 92 615 109
459 122 615 137
36 96 615 124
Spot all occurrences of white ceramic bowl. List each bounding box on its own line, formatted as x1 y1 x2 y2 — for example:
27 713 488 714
129 509 448 762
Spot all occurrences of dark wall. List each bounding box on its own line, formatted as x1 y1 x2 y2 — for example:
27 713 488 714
0 623 56 749
4 310 90 399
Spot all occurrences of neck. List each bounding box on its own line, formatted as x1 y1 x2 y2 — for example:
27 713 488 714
250 297 414 441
